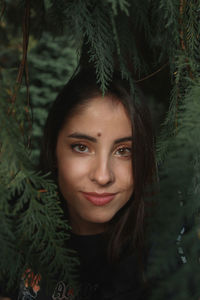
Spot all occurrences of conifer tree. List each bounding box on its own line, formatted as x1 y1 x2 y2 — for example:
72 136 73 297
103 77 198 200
27 32 77 163
0 0 200 298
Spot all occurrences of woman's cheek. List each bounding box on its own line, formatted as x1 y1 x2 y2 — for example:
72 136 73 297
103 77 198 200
115 159 134 187
58 156 91 184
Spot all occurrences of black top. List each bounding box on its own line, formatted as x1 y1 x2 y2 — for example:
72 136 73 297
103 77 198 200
18 233 144 300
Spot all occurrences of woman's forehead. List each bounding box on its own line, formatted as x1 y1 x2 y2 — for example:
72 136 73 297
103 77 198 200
69 94 123 115
59 96 132 139
66 96 130 123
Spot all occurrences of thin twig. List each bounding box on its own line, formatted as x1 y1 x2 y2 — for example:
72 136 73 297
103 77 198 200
23 0 32 149
175 0 186 130
11 0 30 104
136 62 169 83
179 0 185 51
0 1 6 22
9 0 32 148
16 0 30 84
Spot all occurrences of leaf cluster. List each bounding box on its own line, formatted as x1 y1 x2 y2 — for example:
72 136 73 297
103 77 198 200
0 86 79 293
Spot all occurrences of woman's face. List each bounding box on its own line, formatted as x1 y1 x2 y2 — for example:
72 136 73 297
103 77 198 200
56 96 134 235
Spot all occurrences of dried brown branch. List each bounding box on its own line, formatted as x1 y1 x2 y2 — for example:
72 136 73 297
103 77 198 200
11 0 30 105
136 62 169 83
179 0 186 51
175 0 186 130
9 0 32 148
0 0 6 22
23 0 32 149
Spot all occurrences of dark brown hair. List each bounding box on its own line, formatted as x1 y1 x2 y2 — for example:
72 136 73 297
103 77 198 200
40 67 156 264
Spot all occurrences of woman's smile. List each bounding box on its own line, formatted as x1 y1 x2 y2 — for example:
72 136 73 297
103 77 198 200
56 95 134 235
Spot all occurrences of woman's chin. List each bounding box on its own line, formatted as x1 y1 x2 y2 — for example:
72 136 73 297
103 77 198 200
83 210 115 224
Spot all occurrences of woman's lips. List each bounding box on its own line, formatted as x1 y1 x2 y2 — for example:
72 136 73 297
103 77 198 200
81 192 117 206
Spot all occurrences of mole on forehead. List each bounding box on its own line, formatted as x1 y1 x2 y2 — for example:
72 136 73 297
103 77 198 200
97 132 102 137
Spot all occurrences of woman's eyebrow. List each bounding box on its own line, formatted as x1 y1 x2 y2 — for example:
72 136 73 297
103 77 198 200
114 137 133 144
68 132 97 142
67 132 133 144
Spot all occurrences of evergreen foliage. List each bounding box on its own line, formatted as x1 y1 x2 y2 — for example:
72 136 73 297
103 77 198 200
27 32 78 162
148 81 200 299
0 82 78 292
1 0 200 298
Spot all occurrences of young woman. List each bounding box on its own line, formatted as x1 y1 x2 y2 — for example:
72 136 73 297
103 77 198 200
18 68 156 300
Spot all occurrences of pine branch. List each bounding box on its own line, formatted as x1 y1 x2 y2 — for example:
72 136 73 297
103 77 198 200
86 2 115 92
0 90 78 291
107 0 130 16
149 83 200 299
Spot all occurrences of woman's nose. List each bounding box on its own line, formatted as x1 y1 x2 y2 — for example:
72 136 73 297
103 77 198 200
89 156 114 186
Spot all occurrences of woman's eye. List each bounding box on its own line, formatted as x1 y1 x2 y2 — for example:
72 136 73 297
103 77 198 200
71 144 89 153
115 147 132 157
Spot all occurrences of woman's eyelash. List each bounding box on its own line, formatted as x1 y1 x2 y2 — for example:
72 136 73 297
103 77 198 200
115 146 132 156
70 144 132 156
71 143 89 153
